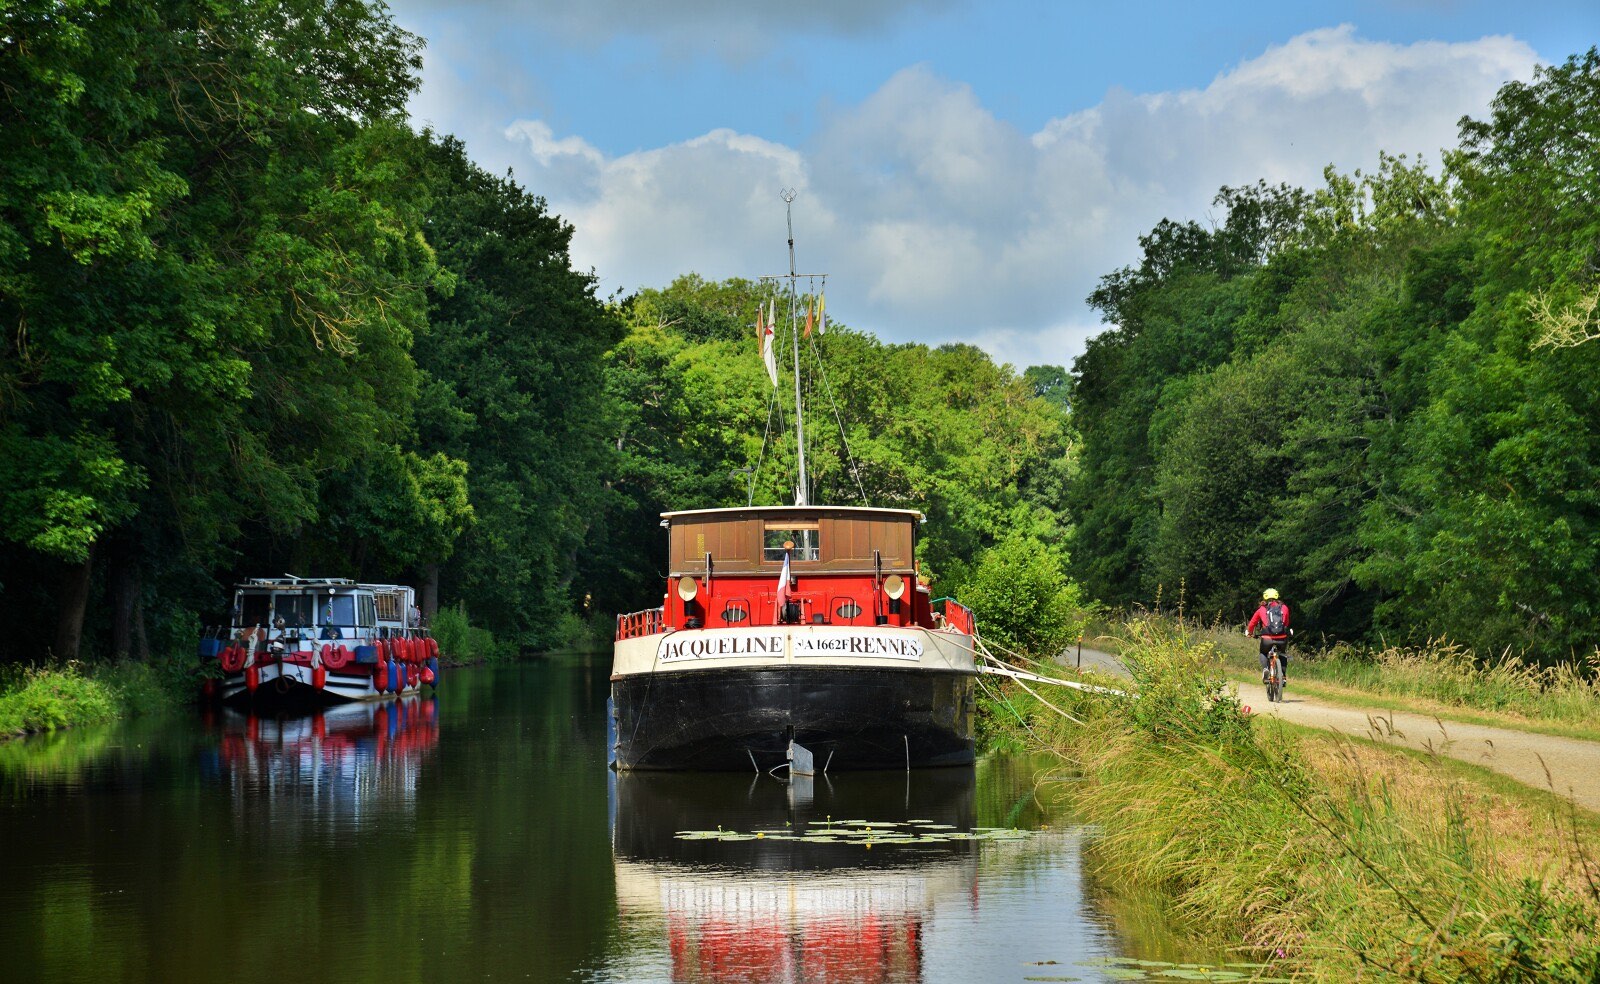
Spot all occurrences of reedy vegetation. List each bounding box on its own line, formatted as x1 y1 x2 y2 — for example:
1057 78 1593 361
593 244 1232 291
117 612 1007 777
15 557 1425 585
988 621 1600 982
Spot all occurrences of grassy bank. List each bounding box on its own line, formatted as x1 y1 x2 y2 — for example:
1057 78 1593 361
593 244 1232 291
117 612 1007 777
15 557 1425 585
1082 615 1600 742
988 620 1600 981
0 660 190 738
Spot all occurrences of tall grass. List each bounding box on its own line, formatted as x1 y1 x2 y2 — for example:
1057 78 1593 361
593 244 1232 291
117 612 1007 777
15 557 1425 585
1294 640 1600 727
986 619 1600 981
0 664 123 735
0 658 193 738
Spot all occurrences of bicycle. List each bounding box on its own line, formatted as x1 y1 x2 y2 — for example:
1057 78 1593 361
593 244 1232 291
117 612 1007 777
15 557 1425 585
1263 641 1285 703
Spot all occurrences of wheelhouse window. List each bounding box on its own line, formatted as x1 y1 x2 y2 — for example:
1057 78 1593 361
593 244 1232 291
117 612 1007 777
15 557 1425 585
239 593 271 628
274 594 316 628
324 595 356 626
763 524 820 562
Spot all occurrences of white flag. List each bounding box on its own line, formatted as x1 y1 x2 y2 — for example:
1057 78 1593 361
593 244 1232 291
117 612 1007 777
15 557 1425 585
774 551 791 623
760 305 778 387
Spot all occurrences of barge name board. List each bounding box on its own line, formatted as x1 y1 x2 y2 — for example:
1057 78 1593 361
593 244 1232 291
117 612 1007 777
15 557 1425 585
655 630 926 662
657 631 787 662
794 633 923 660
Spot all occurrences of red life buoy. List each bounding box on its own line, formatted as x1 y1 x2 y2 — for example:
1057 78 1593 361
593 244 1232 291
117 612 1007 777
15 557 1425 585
325 644 352 670
220 645 246 673
245 665 260 693
313 666 327 690
400 637 415 664
373 659 388 693
422 665 435 686
427 637 440 661
408 664 419 687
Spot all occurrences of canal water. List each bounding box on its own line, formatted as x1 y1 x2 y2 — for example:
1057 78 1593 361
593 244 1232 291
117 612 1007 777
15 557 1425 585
0 657 1225 984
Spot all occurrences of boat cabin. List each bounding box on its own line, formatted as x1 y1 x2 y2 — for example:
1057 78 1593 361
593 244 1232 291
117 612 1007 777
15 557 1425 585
619 505 974 638
228 577 417 646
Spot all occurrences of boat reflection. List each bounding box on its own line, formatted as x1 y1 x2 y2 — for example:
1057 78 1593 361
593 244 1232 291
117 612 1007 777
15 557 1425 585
202 697 439 828
608 769 979 984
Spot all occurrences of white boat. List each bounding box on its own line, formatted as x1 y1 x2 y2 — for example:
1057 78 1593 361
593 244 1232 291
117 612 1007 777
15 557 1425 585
199 577 441 704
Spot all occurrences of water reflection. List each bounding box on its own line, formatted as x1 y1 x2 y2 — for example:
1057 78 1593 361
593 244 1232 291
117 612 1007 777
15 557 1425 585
0 660 1219 984
603 769 977 984
204 698 439 829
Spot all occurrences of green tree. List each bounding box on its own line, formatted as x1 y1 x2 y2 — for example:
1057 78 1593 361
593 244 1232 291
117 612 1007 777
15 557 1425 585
1356 51 1600 653
0 0 438 659
411 135 623 648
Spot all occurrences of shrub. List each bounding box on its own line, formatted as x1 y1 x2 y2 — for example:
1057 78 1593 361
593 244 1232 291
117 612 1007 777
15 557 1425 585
431 602 510 662
0 664 120 735
960 533 1089 659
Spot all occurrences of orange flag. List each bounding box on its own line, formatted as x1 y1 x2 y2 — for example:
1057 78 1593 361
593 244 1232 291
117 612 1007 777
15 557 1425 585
803 300 814 338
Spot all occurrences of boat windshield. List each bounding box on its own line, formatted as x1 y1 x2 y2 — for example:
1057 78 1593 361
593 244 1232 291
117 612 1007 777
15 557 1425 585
274 594 316 628
325 594 356 626
239 593 270 628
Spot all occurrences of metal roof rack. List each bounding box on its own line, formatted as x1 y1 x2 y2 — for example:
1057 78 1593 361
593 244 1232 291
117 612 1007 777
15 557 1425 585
238 576 359 589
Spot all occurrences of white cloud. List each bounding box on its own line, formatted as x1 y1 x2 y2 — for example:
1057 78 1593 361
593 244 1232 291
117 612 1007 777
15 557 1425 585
437 26 1540 367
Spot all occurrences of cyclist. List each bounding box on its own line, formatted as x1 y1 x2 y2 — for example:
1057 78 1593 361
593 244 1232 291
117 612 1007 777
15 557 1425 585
1246 589 1292 686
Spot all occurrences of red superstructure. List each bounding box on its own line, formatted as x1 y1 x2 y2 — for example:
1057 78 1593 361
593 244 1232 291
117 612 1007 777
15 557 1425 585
616 506 974 641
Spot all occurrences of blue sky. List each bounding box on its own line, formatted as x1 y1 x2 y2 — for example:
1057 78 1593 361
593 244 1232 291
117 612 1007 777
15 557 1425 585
390 0 1598 368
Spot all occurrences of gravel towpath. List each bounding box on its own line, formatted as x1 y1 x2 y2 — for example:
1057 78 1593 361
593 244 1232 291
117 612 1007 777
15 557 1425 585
1056 646 1600 813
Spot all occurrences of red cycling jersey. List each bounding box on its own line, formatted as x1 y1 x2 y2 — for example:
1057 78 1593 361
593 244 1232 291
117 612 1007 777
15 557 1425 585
1246 602 1291 640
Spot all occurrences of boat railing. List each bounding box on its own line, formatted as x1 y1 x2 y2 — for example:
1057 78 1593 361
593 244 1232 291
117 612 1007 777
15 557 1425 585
210 624 432 646
616 607 666 641
931 597 976 635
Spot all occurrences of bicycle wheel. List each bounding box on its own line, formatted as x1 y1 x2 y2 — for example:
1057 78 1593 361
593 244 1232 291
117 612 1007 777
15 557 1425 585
1267 654 1283 703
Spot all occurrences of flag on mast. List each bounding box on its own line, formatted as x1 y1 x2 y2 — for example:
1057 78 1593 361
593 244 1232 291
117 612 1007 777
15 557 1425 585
759 300 778 386
773 550 792 623
803 300 814 338
817 292 827 335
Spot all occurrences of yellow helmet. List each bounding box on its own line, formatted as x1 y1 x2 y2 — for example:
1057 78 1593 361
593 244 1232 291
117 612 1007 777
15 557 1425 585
1262 588 1280 601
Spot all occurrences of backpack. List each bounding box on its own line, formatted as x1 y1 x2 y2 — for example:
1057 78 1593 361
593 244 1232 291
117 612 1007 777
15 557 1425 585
1264 601 1286 635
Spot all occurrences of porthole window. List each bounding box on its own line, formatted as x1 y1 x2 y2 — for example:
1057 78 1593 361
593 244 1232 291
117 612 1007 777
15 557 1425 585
834 601 862 619
721 603 750 624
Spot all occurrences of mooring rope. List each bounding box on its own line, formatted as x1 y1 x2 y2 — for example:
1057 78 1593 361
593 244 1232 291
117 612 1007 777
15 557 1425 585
975 636 1086 725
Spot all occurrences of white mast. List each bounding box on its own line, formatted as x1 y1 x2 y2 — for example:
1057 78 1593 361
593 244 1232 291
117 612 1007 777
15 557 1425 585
782 190 808 506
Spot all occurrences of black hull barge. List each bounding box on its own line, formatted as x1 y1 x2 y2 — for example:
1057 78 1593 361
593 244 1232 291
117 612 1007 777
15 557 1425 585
611 662 975 771
610 505 980 773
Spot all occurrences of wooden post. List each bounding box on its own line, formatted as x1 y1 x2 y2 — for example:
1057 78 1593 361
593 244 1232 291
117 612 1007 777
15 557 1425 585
1076 635 1083 670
